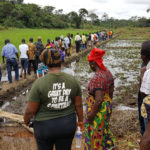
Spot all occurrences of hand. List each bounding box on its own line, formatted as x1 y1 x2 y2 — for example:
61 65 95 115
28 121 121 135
77 122 84 131
87 114 94 125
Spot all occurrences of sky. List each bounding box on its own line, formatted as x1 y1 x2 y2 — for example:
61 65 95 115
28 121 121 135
24 0 150 19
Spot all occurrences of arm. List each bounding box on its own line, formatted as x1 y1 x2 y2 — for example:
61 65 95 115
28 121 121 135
74 96 84 129
109 84 114 99
16 53 19 61
23 101 40 126
2 56 5 64
88 90 104 125
140 121 150 150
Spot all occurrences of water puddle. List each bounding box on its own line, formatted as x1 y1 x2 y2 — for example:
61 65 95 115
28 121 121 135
115 104 137 111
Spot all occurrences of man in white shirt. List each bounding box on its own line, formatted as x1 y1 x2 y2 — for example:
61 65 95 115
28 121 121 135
75 33 81 53
64 33 70 56
19 39 28 79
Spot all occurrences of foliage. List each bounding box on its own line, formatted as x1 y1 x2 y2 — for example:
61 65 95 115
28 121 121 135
0 0 150 29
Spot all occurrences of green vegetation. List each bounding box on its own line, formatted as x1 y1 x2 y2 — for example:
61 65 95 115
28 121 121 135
0 0 150 29
0 28 97 53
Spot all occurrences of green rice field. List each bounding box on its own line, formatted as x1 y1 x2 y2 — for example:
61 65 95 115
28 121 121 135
0 28 97 53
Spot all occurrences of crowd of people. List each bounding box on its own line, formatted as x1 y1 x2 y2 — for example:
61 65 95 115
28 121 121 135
0 30 113 83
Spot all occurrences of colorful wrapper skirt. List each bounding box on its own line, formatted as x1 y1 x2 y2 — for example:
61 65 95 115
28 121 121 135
84 93 116 150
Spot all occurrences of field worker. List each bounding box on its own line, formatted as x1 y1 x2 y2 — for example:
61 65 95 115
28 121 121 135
24 48 83 150
81 33 86 50
59 49 75 76
35 36 44 67
69 34 73 56
54 37 59 50
140 40 150 150
45 39 54 48
75 33 81 53
64 33 70 56
27 38 37 75
19 39 28 79
1 39 19 83
84 48 117 150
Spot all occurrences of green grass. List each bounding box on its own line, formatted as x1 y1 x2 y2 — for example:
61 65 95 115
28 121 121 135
0 28 97 56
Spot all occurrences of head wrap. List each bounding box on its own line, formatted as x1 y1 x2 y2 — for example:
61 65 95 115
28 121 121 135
88 48 106 71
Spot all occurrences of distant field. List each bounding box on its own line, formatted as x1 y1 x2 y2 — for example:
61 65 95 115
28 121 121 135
0 28 98 54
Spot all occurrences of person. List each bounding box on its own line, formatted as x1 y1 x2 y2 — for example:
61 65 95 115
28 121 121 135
69 34 73 56
84 48 117 150
81 33 86 50
75 33 81 53
35 36 44 67
140 41 150 150
1 39 19 83
27 38 37 75
24 48 83 150
59 49 75 76
45 39 54 48
19 39 28 79
64 33 70 56
139 40 150 134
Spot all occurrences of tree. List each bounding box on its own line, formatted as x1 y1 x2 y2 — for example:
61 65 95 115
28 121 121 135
101 12 109 21
68 11 81 28
44 6 55 14
88 13 98 24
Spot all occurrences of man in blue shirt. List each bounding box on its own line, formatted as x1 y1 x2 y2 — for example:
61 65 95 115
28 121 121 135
1 39 19 83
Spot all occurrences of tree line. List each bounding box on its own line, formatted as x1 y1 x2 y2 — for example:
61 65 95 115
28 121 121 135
0 0 150 29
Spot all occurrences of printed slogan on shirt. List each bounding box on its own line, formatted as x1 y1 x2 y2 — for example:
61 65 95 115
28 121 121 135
47 82 72 109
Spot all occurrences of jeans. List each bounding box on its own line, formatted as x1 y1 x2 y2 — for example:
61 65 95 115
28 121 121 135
138 91 145 135
28 60 36 75
75 41 80 53
6 58 19 83
33 113 76 150
21 58 28 70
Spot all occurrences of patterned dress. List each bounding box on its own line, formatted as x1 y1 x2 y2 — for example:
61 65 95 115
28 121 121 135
84 68 116 150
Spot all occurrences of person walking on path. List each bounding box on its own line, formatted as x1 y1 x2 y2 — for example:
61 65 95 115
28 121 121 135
75 33 81 53
35 37 44 68
84 48 117 150
24 48 83 150
1 39 19 83
27 38 37 75
19 39 28 79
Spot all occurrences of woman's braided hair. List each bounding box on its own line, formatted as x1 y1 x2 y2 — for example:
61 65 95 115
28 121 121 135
40 48 62 68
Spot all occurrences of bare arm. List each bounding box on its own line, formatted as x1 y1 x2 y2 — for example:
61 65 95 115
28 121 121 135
140 121 150 150
2 56 5 63
88 90 104 125
109 84 114 99
74 96 83 122
23 102 40 126
74 96 84 129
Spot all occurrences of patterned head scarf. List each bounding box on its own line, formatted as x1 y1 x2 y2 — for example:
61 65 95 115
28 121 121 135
88 48 106 71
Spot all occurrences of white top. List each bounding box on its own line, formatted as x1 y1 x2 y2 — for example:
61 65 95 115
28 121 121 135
19 44 28 58
64 37 70 49
140 62 150 95
75 35 81 41
91 34 94 41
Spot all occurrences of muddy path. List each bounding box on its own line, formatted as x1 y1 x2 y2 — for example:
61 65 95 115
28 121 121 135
0 33 142 150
